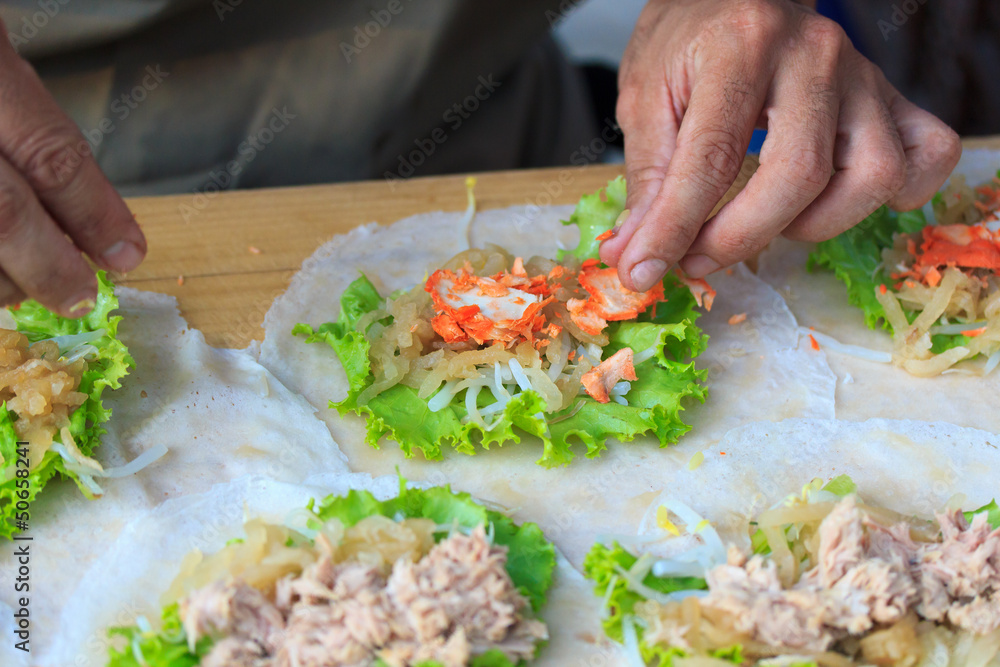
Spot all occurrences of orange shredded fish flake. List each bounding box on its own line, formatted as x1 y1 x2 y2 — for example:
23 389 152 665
727 312 747 325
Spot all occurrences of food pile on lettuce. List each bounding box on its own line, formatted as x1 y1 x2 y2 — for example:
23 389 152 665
108 482 556 667
810 168 1000 376
585 476 1000 666
295 178 713 467
0 272 134 538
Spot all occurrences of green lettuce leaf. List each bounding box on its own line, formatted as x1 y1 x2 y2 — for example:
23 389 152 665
312 482 555 611
108 604 210 667
110 483 555 667
808 205 978 356
966 500 1000 530
557 175 627 262
296 182 709 467
807 206 924 331
583 542 727 666
0 271 132 538
822 474 857 497
297 271 707 467
583 542 819 666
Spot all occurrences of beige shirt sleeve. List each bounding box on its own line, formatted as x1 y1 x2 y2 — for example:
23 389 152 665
8 0 597 196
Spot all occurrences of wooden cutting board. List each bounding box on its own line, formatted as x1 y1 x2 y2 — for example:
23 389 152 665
121 136 999 348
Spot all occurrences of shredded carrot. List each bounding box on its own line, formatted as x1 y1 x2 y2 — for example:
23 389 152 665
808 334 820 351
595 229 615 241
719 451 726 456
177 275 185 286
965 327 987 337
879 284 888 295
728 312 747 325
248 245 262 255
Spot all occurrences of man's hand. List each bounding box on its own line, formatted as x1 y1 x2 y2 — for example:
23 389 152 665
0 20 145 316
600 0 960 291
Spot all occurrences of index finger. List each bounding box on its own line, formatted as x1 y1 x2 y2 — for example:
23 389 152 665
614 63 768 291
0 34 146 273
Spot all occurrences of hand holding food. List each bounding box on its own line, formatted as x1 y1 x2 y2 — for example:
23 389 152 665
0 21 146 316
599 0 960 292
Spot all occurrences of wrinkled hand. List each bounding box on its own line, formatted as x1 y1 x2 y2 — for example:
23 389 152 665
600 0 960 291
0 21 145 316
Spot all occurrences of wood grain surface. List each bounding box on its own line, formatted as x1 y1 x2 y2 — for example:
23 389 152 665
121 137 998 348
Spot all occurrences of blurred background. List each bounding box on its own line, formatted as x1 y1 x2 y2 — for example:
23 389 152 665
5 0 997 195
556 0 1000 163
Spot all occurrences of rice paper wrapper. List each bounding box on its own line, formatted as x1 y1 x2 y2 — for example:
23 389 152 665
0 288 350 660
757 148 1000 432
256 203 837 566
46 473 619 667
631 417 1000 554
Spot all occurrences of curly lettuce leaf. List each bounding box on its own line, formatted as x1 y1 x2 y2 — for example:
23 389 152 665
557 175 627 262
298 272 706 467
110 484 554 667
313 482 555 611
583 542 721 666
0 271 132 538
821 474 857 497
966 500 1000 530
807 206 925 331
296 180 708 466
583 542 819 666
107 603 210 667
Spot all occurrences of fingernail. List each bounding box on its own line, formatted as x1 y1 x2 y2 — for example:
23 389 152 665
64 290 96 317
681 254 721 278
630 259 668 292
101 240 145 272
612 208 630 233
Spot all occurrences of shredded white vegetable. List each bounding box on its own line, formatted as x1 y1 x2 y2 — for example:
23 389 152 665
427 380 460 412
633 344 659 365
507 358 531 392
45 329 107 354
465 383 484 426
622 615 645 667
929 321 989 335
611 381 631 395
97 443 169 478
985 350 1000 376
460 176 477 249
800 328 892 363
62 344 99 364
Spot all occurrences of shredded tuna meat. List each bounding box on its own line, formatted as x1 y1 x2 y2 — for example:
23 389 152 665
181 526 547 667
697 497 1000 653
640 495 1000 662
0 329 87 467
